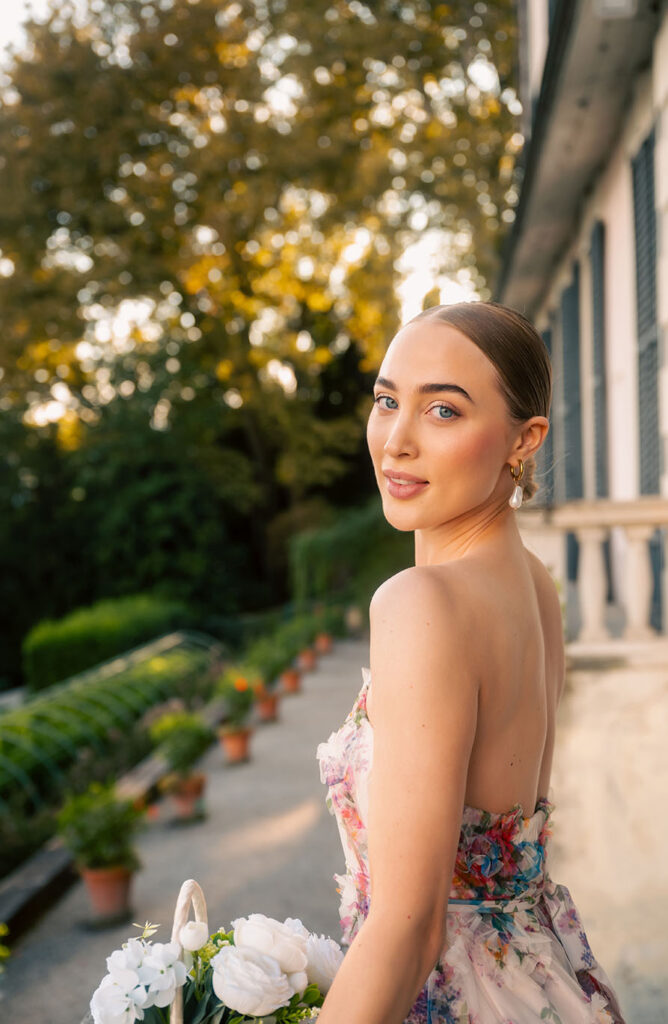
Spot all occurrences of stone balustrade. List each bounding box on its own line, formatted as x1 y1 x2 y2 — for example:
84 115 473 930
516 496 668 642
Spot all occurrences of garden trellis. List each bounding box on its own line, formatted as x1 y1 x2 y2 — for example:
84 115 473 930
0 631 224 814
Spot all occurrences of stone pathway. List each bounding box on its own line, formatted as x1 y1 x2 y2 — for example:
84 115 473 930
0 635 665 1023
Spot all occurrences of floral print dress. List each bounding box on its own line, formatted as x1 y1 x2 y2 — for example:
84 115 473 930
315 667 627 1024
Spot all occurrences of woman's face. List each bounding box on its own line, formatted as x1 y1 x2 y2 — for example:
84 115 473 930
366 318 520 533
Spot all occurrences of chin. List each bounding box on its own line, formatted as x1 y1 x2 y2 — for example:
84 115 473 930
379 497 423 532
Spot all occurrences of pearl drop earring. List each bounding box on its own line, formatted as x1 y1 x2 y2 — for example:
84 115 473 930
508 459 524 509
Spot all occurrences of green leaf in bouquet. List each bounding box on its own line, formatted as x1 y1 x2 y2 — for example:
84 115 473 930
300 985 322 1006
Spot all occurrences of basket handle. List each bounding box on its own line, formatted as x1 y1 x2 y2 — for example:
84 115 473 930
169 878 208 1024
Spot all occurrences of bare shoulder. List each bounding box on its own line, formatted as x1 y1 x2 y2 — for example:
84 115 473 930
370 564 459 632
369 564 478 675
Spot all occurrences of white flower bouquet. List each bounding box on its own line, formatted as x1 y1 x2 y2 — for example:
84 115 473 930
89 879 343 1024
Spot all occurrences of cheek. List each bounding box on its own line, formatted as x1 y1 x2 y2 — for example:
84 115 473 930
432 424 504 475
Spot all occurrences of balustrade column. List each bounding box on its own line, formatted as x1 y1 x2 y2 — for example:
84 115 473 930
622 524 657 640
574 526 609 642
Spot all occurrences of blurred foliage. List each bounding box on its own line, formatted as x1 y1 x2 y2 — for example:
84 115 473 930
0 0 521 688
57 780 144 871
0 644 216 878
148 708 214 777
22 591 198 691
290 496 413 609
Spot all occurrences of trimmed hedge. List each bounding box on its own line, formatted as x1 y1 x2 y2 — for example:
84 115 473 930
22 593 199 692
289 498 412 611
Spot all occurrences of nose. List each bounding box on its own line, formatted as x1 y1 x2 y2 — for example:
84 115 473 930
383 411 418 458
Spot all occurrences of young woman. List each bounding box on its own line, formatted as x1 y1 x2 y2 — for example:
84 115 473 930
316 301 626 1023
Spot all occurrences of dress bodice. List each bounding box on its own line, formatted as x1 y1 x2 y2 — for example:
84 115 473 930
316 667 553 943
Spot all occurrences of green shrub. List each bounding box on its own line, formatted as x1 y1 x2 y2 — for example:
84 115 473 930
57 782 143 871
148 711 214 777
289 498 412 608
243 633 293 687
22 592 199 692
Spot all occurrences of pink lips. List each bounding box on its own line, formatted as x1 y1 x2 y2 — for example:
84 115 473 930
382 469 429 499
382 469 427 482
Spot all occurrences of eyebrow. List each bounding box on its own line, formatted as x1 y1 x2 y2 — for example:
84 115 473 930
373 376 474 404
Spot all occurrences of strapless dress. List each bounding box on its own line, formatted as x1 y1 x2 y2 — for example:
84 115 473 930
316 667 627 1023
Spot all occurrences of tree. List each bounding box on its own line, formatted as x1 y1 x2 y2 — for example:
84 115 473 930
0 0 522 685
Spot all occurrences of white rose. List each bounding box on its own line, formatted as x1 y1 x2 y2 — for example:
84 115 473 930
211 943 294 1016
232 912 308 974
179 920 209 952
305 934 344 994
90 971 148 1024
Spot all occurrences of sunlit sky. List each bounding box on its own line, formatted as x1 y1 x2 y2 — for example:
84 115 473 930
0 0 477 350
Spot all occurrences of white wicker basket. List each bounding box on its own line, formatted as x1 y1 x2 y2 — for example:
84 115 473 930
169 878 208 1024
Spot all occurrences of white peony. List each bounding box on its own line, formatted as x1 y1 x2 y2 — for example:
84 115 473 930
90 971 148 1024
232 912 309 975
305 934 344 993
210 943 295 1016
179 920 210 952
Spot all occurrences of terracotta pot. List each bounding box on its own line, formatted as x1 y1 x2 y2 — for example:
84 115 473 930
297 647 317 672
146 802 161 821
80 865 134 920
219 726 253 764
280 667 302 694
170 772 206 819
314 631 333 654
256 692 280 722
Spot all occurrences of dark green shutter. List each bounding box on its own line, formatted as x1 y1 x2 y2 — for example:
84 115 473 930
631 125 663 630
591 220 609 498
538 328 554 505
632 125 659 495
561 262 584 500
590 221 614 602
560 264 583 582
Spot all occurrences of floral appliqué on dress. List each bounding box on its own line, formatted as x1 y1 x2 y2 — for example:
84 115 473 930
316 667 627 1024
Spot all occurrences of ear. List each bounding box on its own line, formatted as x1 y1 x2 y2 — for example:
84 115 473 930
513 416 549 461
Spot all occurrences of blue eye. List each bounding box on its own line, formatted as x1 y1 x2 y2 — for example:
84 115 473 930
373 395 460 420
373 394 397 410
433 403 457 420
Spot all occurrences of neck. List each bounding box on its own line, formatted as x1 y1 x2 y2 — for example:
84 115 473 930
413 496 524 567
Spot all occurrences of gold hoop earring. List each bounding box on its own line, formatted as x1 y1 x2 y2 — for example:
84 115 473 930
509 458 524 509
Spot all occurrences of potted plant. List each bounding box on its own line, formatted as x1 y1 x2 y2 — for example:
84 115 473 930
216 666 255 764
57 781 143 924
273 616 311 690
251 674 280 722
316 603 346 653
288 613 318 673
245 633 292 713
149 710 215 822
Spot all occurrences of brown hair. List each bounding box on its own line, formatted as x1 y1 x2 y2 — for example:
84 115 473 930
407 300 552 502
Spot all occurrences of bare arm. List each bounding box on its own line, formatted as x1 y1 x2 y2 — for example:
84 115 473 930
316 567 479 1024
